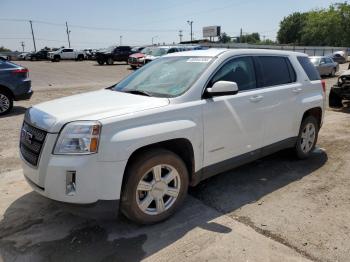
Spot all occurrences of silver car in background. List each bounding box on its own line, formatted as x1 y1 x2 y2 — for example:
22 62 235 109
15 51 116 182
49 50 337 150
310 56 339 77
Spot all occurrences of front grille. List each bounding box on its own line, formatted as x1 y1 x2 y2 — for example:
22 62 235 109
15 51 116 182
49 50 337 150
128 57 137 63
20 121 47 166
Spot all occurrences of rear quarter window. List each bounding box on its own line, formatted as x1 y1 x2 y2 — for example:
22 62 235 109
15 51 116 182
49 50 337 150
255 56 296 87
297 56 321 81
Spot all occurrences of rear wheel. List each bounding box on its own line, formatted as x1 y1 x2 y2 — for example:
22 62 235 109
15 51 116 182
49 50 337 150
97 60 105 65
0 90 13 115
294 116 319 159
329 88 343 108
121 149 189 224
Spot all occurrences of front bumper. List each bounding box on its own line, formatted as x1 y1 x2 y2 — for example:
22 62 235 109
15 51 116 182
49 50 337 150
21 133 127 204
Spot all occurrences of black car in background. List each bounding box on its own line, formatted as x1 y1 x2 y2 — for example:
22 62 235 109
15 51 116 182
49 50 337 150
0 60 32 115
95 46 132 65
28 50 49 61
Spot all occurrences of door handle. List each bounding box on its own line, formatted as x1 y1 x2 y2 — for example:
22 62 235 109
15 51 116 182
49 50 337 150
249 95 263 102
292 88 303 94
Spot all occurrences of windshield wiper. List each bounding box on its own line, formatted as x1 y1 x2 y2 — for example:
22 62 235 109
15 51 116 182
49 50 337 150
123 90 152 97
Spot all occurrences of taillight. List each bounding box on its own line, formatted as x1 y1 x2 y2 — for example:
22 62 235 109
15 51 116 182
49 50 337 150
12 68 28 77
321 80 326 93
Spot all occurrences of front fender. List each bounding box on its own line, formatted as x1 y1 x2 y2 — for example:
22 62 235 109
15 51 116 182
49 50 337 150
98 119 202 170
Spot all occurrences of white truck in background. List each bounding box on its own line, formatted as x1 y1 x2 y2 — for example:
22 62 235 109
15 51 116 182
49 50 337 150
48 48 85 62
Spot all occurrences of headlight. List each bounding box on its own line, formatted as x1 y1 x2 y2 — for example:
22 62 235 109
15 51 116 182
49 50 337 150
138 57 145 62
54 121 101 155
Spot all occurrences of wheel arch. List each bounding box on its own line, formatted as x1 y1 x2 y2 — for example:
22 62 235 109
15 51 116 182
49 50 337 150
301 107 323 128
0 84 14 98
121 138 196 192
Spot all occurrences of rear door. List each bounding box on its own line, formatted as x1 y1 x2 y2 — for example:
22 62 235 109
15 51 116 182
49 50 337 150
253 56 299 146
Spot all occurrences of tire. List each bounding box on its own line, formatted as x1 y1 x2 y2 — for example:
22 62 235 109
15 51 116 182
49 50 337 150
121 149 189 224
130 65 137 70
0 90 13 115
329 68 336 77
97 60 105 65
294 116 319 159
106 57 114 65
77 55 84 61
329 89 343 108
54 55 60 62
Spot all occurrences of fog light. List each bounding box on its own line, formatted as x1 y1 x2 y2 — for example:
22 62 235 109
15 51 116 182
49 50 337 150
66 171 76 196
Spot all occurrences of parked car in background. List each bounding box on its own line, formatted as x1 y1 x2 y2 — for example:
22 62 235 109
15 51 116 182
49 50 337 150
18 52 29 60
143 46 181 64
131 46 146 54
20 49 325 224
329 69 350 108
330 53 346 64
0 60 32 115
0 54 9 61
144 45 204 64
128 47 154 69
27 50 49 61
48 48 85 62
310 56 338 77
95 46 132 65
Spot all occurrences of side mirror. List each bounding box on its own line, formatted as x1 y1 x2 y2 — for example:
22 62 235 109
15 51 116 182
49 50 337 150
206 81 239 96
320 61 326 65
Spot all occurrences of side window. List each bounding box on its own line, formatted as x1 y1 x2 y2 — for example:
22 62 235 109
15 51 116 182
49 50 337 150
167 48 178 54
320 58 326 64
255 56 296 87
63 49 73 52
325 58 332 63
210 56 257 91
297 56 321 81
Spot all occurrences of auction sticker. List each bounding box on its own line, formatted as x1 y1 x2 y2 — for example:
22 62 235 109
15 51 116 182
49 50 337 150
186 57 212 63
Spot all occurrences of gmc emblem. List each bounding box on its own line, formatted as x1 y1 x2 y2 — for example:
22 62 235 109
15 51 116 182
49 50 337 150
21 129 33 144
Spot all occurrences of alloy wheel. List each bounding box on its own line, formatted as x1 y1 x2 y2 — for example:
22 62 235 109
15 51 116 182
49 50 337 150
0 94 10 113
136 164 181 215
300 123 316 153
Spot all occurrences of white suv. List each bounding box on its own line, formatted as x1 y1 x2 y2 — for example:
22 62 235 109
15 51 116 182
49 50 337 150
20 49 325 224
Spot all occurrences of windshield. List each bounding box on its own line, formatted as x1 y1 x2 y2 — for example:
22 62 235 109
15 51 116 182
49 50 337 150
149 48 168 57
310 57 321 65
113 56 213 97
141 47 154 55
100 46 116 52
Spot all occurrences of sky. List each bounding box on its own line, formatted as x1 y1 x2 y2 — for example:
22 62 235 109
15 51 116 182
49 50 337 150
0 0 339 52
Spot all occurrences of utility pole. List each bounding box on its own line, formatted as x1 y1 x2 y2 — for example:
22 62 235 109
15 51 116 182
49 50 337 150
120 35 122 45
20 41 25 52
187 20 193 42
29 20 37 52
66 22 71 48
239 28 243 43
179 30 183 43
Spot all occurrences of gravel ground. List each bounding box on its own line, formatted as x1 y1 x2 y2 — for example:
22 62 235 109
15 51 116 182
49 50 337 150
0 60 350 261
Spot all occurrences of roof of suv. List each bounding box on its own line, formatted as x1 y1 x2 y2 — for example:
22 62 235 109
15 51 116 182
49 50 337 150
166 48 308 58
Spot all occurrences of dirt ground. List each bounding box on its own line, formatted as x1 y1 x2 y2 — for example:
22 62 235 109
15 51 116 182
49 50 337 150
0 61 350 261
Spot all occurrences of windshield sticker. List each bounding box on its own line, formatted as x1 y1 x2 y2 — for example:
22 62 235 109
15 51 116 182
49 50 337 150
186 58 212 63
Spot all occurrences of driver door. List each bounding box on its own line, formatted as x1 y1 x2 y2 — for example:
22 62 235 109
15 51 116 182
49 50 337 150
202 56 265 169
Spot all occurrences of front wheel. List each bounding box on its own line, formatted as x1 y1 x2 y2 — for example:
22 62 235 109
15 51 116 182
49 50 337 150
97 60 105 65
106 57 114 65
294 116 319 159
121 149 189 224
0 90 13 115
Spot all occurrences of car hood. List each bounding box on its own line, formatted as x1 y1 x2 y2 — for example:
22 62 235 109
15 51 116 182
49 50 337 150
25 89 170 133
130 53 145 58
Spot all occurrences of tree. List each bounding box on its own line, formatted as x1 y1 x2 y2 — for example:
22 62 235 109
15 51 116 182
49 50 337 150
277 12 307 44
0 46 11 52
219 32 231 43
301 8 343 46
240 32 260 43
